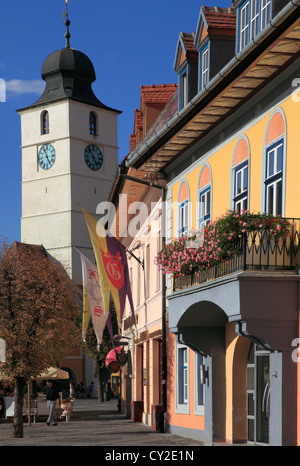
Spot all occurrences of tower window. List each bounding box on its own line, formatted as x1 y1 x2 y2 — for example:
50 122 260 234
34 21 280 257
41 111 49 135
89 112 97 136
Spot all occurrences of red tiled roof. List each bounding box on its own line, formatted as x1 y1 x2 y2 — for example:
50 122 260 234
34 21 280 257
141 83 178 105
132 90 179 155
181 32 196 53
202 6 236 30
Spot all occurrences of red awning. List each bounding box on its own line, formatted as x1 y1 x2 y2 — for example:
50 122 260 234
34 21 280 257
105 347 122 367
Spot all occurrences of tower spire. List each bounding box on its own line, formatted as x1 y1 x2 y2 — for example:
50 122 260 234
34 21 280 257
63 0 71 48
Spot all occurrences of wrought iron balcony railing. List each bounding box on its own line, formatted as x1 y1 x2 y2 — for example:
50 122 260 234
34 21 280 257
173 218 300 292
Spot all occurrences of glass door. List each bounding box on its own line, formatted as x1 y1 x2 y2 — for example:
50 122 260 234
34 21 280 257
247 344 270 444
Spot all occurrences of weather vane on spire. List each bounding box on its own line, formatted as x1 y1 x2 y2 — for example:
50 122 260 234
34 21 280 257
63 0 71 48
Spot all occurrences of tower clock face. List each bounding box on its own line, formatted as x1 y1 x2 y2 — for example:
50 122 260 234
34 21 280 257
84 144 103 171
38 144 56 170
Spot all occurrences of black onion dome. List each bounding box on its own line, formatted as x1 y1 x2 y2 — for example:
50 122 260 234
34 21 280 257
30 47 120 113
41 48 96 81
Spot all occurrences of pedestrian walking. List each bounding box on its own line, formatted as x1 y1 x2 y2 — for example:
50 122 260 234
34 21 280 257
43 380 59 426
69 381 75 399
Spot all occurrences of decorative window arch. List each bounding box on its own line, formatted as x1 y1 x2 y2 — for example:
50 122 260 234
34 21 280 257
177 179 190 237
41 110 49 135
231 135 250 213
262 109 286 217
197 163 212 230
89 111 97 136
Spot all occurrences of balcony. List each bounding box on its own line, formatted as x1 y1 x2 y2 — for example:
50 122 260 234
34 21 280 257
173 218 300 292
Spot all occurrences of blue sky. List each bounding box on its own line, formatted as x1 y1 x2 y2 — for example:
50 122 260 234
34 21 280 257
0 0 231 243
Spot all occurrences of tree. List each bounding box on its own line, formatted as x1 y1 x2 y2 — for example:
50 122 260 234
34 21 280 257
0 239 81 438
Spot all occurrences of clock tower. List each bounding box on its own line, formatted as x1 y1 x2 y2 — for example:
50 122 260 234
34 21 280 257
18 12 120 284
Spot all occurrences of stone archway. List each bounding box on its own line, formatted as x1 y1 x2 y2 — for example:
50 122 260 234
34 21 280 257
174 300 228 442
229 327 251 443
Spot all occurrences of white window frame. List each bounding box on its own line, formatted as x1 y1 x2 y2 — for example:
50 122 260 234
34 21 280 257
240 1 250 51
198 186 211 230
194 353 205 415
178 199 189 237
250 0 260 40
233 161 248 213
175 343 189 414
200 46 209 90
239 0 272 51
180 68 188 110
265 140 283 216
261 0 271 29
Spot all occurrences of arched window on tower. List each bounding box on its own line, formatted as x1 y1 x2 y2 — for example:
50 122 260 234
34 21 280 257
89 111 97 136
41 111 49 135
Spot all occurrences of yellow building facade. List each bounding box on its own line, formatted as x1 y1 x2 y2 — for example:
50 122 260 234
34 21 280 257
170 97 300 230
125 1 300 445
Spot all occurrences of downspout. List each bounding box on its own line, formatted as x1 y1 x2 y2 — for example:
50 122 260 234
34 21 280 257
159 186 167 433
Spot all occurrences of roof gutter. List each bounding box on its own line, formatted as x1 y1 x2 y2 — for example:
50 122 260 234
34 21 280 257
125 0 300 169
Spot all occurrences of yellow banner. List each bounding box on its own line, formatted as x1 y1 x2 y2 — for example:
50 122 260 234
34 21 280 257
82 208 121 325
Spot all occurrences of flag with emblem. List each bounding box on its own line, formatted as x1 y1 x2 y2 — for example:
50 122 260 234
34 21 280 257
80 252 109 349
82 208 136 329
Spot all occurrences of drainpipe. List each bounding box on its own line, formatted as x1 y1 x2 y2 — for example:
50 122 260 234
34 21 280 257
118 167 167 433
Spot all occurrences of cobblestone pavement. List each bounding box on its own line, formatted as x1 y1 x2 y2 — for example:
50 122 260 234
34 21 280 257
0 398 206 448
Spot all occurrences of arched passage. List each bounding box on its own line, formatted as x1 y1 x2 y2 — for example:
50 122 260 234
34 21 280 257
175 300 228 442
229 329 251 443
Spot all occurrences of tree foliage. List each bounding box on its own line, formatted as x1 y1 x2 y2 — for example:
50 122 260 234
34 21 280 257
0 238 81 436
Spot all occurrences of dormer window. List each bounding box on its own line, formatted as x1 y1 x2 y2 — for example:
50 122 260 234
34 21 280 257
240 1 250 50
174 32 198 110
180 68 188 109
200 45 209 90
41 111 49 135
89 111 97 136
261 0 272 29
251 0 260 38
238 0 272 52
194 6 236 92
